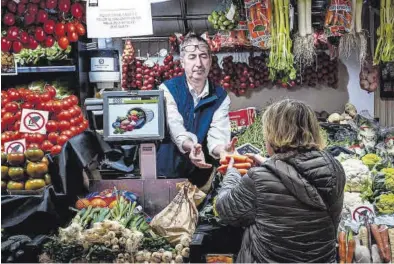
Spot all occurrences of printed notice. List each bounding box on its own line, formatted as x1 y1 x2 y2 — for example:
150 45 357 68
87 0 153 38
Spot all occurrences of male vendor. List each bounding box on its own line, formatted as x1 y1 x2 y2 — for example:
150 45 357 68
157 33 234 187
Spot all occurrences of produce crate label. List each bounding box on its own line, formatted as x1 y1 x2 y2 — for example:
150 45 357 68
4 139 26 154
229 107 256 133
19 109 49 135
91 57 115 72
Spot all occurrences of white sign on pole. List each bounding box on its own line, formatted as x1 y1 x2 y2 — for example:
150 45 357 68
86 0 153 38
19 109 49 135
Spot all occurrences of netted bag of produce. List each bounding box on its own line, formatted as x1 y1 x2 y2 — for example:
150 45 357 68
150 181 206 245
208 1 240 32
324 0 353 37
244 0 271 49
360 59 380 93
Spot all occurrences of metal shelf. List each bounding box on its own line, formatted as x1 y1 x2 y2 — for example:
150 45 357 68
17 65 76 73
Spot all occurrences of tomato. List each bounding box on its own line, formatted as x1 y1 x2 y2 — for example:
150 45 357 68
40 92 51 102
57 110 71 121
47 132 59 144
12 41 23 53
45 100 53 112
67 31 78 42
66 22 75 34
72 105 82 116
26 93 40 104
44 85 56 98
36 101 47 111
28 143 40 149
68 107 77 117
43 19 55 34
74 114 83 124
61 130 73 138
1 38 11 52
21 102 34 109
12 131 22 140
44 36 55 48
1 133 11 143
3 112 14 125
67 95 79 106
32 133 45 144
58 0 70 12
41 140 54 152
28 36 39 50
52 100 62 113
4 102 19 113
70 126 79 136
57 135 69 146
46 120 57 132
55 23 65 37
69 117 78 126
14 110 22 122
1 97 10 108
50 145 62 155
60 99 72 110
35 27 46 42
7 89 20 101
58 36 69 50
1 108 7 118
75 23 85 36
13 120 21 131
71 3 83 19
58 120 70 131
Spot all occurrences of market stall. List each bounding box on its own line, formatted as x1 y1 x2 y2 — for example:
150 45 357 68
1 0 394 263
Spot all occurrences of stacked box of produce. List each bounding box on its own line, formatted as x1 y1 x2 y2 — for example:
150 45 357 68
1 150 51 192
39 189 190 263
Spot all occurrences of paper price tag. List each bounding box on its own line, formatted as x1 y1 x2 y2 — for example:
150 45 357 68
226 4 236 21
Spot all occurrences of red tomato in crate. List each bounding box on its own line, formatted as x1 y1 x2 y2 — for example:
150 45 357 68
57 135 69 146
44 85 56 98
66 95 79 106
41 140 54 152
40 92 51 102
50 145 62 155
70 126 79 136
46 120 58 132
7 89 20 101
13 121 21 131
3 112 15 125
57 110 71 121
28 143 40 149
58 120 70 131
60 99 72 110
60 130 73 138
4 102 19 113
47 132 59 145
1 133 12 143
52 100 62 113
21 102 34 109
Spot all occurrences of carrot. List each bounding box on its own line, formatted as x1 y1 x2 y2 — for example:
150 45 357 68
237 169 248 175
371 224 385 261
246 158 254 164
220 159 228 165
379 225 391 262
325 11 334 26
346 231 355 263
225 155 248 163
338 231 347 263
265 0 271 23
217 165 228 173
233 163 252 169
249 5 256 21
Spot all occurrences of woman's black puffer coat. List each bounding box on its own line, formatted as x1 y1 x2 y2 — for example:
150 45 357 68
215 150 346 263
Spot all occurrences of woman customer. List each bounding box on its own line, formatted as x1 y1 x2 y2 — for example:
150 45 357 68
215 99 346 263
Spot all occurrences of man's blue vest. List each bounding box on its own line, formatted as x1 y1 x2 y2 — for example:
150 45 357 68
156 74 227 186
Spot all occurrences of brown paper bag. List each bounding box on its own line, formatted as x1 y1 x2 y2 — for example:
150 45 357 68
150 181 206 245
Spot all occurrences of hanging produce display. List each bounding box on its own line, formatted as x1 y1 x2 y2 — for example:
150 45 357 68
207 8 239 32
268 0 296 84
1 0 86 53
359 59 380 93
244 0 272 49
373 0 394 64
1 86 88 155
324 0 353 37
293 0 316 69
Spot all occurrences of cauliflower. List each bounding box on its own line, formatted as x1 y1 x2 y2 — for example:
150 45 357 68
341 158 370 192
380 168 394 191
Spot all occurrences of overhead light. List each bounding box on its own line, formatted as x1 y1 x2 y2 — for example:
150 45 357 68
150 0 171 3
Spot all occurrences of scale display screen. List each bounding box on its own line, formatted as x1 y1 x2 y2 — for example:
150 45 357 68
103 91 165 141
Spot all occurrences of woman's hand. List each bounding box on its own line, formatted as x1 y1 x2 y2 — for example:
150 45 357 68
227 157 235 169
245 153 267 166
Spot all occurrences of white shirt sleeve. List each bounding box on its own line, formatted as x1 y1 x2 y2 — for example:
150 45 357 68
207 95 231 159
159 83 198 153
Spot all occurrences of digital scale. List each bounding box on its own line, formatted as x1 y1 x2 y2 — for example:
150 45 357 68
84 90 185 216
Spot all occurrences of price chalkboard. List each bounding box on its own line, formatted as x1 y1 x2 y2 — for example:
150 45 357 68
236 143 261 155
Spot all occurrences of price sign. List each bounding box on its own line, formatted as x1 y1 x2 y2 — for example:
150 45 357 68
86 0 153 38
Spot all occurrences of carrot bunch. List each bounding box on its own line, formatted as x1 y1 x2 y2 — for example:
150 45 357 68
217 155 254 176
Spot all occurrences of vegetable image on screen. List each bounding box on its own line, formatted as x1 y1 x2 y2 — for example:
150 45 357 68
112 108 154 134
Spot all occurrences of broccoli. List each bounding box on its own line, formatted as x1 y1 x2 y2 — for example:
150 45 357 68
375 193 394 215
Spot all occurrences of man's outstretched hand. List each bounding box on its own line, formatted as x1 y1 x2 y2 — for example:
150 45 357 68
189 143 212 169
220 137 238 160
